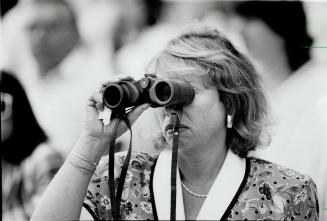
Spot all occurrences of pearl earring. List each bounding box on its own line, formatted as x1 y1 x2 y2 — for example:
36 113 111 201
227 114 233 128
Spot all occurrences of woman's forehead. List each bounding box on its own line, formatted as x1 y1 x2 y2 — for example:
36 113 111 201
155 60 204 77
147 53 214 86
158 72 201 81
157 71 214 89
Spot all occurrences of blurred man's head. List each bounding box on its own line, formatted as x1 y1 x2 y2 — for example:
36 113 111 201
23 0 79 72
234 1 312 72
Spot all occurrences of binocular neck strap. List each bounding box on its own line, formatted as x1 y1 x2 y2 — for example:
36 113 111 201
108 117 133 220
108 109 182 220
170 110 181 221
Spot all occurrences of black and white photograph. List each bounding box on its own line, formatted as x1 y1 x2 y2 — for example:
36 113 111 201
1 0 326 220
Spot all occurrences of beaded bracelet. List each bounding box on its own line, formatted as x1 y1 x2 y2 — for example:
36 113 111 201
68 159 96 175
71 150 98 167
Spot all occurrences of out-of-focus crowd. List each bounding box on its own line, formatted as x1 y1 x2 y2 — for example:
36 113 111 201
1 0 326 220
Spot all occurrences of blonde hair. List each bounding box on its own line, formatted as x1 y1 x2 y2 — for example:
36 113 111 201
147 23 270 158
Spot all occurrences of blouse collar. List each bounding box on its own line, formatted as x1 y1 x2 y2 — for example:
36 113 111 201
153 148 246 220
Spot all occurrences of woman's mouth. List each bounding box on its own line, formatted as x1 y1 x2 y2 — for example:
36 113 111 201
164 124 188 135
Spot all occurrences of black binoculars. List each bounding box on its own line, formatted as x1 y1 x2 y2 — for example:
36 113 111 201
103 74 195 114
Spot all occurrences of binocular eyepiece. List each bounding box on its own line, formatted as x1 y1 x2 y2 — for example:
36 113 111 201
103 74 195 114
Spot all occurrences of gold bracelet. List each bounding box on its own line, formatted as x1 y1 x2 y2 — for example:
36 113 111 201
68 159 96 175
71 150 98 167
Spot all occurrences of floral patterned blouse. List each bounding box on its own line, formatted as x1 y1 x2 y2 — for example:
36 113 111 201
83 152 319 220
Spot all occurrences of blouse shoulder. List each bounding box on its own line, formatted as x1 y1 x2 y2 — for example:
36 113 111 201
83 151 157 220
229 157 319 220
248 157 317 188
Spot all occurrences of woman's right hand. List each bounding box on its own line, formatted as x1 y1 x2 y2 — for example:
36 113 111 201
80 78 150 152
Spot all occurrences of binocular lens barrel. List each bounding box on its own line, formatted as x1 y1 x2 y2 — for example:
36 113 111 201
150 79 195 106
103 81 140 109
151 81 172 103
103 84 124 109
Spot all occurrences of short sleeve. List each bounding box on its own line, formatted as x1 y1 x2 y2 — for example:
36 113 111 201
290 176 319 220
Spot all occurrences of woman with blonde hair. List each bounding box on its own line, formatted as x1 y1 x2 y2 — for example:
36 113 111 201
31 23 318 220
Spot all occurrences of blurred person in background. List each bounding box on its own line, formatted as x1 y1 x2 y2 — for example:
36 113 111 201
22 0 78 75
233 1 313 91
2 0 110 156
72 0 163 76
2 0 79 79
116 0 220 79
0 0 18 16
232 1 327 219
1 71 63 221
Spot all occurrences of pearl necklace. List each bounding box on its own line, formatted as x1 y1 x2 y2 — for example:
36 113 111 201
181 181 208 198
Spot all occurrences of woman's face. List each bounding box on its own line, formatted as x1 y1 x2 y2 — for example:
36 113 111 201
155 71 227 150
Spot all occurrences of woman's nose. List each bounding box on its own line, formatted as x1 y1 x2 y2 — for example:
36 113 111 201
164 104 181 116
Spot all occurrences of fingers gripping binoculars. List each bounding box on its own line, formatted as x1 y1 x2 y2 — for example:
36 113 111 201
103 74 195 115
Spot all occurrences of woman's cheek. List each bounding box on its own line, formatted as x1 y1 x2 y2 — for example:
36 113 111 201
154 108 164 122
